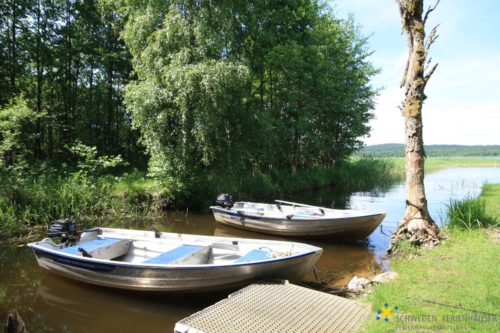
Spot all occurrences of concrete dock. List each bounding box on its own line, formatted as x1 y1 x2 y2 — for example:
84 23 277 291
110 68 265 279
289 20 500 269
175 281 370 333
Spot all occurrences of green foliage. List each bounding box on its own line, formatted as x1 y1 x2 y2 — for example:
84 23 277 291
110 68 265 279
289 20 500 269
172 157 404 209
118 0 378 199
123 2 253 197
446 197 498 230
0 96 38 169
0 0 140 164
0 170 164 240
481 184 500 219
68 141 127 176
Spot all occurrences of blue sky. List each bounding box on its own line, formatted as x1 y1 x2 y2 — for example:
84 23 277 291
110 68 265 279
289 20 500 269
333 0 500 145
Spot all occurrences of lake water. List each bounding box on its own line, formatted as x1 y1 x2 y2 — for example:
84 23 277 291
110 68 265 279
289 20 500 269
0 167 498 332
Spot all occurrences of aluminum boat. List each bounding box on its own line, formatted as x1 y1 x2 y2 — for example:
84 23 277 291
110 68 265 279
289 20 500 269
210 198 386 240
28 227 322 292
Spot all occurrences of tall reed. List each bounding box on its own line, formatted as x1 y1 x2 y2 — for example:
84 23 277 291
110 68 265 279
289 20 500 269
446 197 498 230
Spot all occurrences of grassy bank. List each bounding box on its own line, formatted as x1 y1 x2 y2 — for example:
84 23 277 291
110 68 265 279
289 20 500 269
0 158 403 241
425 156 499 172
375 156 499 173
0 171 166 241
360 184 500 332
1 157 496 241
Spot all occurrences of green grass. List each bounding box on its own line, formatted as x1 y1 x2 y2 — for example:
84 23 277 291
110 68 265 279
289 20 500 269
0 158 406 240
446 198 497 230
0 157 496 241
0 171 167 241
481 184 500 220
370 156 499 174
360 184 500 332
425 157 499 172
361 230 499 332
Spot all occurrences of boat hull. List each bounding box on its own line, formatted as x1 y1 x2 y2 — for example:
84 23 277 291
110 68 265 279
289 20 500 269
29 229 322 293
211 208 386 240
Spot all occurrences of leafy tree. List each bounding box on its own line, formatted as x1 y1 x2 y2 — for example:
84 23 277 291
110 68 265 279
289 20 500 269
122 1 251 196
0 96 38 169
118 0 378 202
68 140 126 176
0 0 140 165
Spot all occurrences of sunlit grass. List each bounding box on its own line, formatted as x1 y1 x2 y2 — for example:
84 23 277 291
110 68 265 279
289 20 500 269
0 171 166 241
360 229 500 333
360 184 500 333
426 157 499 172
446 197 497 230
481 184 500 221
370 156 499 174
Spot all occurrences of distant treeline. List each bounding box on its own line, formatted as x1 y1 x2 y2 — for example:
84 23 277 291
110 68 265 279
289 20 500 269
358 144 500 157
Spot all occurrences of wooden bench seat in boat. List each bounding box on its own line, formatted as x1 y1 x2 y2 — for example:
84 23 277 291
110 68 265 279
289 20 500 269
234 249 271 263
143 245 211 265
60 238 131 260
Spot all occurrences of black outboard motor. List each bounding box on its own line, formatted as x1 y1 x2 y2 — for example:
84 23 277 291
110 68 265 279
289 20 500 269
215 193 235 208
47 219 78 245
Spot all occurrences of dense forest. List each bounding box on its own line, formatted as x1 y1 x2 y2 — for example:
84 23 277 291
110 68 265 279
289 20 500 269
359 144 500 157
0 0 377 198
0 0 381 236
0 0 144 165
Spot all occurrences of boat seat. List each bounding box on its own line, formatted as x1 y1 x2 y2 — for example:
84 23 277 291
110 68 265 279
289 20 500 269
235 249 271 263
143 245 209 265
60 238 130 260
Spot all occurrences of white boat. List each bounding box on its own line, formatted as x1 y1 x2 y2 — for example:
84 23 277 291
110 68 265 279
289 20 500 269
210 198 386 240
28 226 322 293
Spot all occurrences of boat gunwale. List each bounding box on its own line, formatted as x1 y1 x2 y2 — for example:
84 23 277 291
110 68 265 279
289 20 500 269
28 240 321 270
210 206 386 222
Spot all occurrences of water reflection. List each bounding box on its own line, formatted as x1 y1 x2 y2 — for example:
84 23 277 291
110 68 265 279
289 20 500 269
33 275 219 333
214 224 382 285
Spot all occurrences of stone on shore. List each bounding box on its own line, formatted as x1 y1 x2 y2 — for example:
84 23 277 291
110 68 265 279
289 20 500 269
370 271 399 284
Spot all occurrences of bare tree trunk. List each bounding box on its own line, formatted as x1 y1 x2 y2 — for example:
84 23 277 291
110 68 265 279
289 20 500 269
35 0 43 159
10 0 17 92
389 0 443 252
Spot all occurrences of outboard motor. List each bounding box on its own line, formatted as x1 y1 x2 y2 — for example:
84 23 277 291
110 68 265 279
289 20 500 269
215 193 235 208
47 219 79 245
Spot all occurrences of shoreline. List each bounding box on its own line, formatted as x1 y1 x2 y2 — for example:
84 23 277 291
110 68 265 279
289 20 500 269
358 184 500 332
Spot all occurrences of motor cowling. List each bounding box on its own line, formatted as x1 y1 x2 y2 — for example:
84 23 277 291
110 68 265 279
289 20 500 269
47 219 78 244
215 193 234 208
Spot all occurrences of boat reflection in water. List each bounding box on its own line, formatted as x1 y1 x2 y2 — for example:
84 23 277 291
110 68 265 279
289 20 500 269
214 224 382 287
33 274 218 333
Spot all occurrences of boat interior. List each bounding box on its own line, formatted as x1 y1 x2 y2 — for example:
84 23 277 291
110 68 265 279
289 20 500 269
33 228 302 266
230 202 359 218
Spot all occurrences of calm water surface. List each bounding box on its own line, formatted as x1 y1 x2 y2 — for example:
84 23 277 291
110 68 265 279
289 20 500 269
0 167 498 332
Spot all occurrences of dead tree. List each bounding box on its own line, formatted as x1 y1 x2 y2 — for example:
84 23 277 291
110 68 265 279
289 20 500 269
389 0 443 252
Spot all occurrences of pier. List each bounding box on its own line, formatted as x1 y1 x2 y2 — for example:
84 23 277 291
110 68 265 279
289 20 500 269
175 281 370 333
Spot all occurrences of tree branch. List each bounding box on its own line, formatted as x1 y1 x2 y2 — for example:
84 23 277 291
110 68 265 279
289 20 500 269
425 24 439 51
400 47 411 88
424 62 438 85
423 0 440 24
